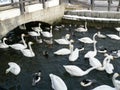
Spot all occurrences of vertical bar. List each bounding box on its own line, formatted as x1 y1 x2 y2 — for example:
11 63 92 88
19 0 25 14
108 0 111 11
42 0 45 9
91 0 94 10
117 0 120 11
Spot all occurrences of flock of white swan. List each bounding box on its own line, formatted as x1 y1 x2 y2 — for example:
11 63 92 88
0 22 120 90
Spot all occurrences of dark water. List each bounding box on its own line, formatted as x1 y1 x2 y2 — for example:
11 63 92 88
0 21 120 90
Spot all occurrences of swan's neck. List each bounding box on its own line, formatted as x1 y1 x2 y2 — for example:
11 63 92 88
69 44 74 53
21 35 27 48
29 43 33 54
3 38 7 45
112 73 119 89
84 67 95 75
85 22 87 30
6 67 12 73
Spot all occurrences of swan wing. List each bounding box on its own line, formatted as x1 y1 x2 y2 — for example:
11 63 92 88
21 49 35 57
69 48 79 61
49 74 67 90
92 85 115 90
0 43 9 48
54 39 70 45
105 63 114 74
78 37 94 43
63 65 84 76
107 34 120 40
54 48 71 55
10 44 26 50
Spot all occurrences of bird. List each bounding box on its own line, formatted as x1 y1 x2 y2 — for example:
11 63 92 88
80 79 93 87
115 27 120 36
32 23 42 32
92 73 120 90
20 42 35 57
9 34 27 50
78 37 94 44
97 31 106 38
6 62 21 75
32 70 41 86
69 47 84 62
54 34 71 45
84 33 98 58
107 34 120 40
0 37 9 48
54 44 73 55
49 73 67 90
75 21 88 32
63 65 97 77
40 26 53 38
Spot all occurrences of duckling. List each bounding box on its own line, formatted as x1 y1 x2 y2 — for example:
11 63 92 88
32 70 41 86
80 79 93 87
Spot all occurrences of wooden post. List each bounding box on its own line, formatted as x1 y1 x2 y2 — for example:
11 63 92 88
117 0 120 11
19 0 25 14
108 0 111 11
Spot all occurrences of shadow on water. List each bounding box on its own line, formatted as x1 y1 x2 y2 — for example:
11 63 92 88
0 20 120 90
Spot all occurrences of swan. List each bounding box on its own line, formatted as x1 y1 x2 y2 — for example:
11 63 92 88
32 70 41 86
9 34 27 50
115 27 120 36
80 79 93 87
97 31 106 38
69 47 84 62
40 26 53 38
107 34 120 40
84 33 98 58
54 34 71 45
75 21 88 32
0 37 9 48
6 62 21 75
49 73 67 90
78 37 94 44
54 44 73 55
92 73 120 90
21 42 35 57
32 23 42 32
63 65 96 77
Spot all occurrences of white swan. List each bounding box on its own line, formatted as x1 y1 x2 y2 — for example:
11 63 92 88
69 47 84 62
9 34 27 50
75 21 88 32
97 31 106 38
40 26 53 38
107 34 120 40
84 33 98 58
78 37 94 44
32 70 41 86
92 73 120 90
21 42 35 57
0 37 9 48
32 23 42 32
54 44 73 55
115 27 120 36
63 65 96 77
49 73 68 90
54 34 71 45
6 62 21 75
88 55 114 74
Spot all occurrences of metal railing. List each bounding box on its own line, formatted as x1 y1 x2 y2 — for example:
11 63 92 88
0 0 62 14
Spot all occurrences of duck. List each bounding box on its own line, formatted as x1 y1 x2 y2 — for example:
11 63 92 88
40 26 53 38
97 31 106 38
54 44 73 55
49 73 67 90
32 70 41 86
80 79 93 87
54 34 71 45
6 62 21 75
0 37 9 48
75 21 88 32
63 65 97 77
9 34 27 50
69 47 84 62
84 33 98 58
20 42 35 57
92 73 120 90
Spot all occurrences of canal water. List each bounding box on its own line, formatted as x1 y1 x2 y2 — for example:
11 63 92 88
0 21 120 90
